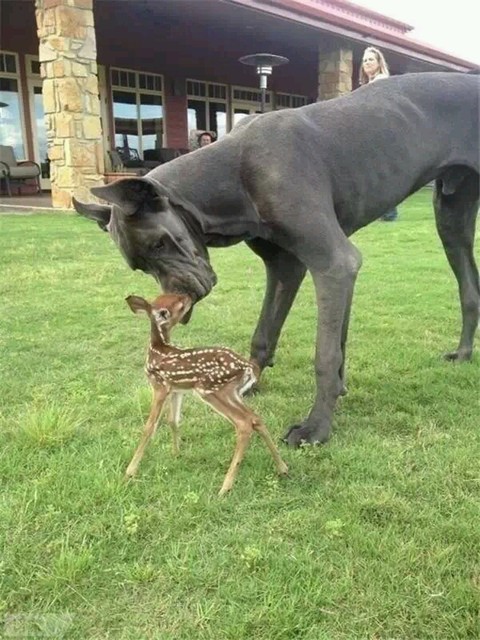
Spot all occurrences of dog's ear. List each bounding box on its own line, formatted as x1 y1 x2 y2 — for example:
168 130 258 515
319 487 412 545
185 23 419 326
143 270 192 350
91 178 161 216
72 197 111 231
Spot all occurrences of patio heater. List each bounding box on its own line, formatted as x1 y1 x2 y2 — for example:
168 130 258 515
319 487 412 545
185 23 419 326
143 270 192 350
238 53 289 113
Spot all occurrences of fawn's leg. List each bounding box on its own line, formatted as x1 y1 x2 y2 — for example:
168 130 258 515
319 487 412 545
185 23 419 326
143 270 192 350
228 393 288 476
125 385 169 478
198 390 253 496
168 392 183 456
251 418 288 476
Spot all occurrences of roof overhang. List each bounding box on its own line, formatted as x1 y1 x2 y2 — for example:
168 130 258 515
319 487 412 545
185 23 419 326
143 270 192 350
226 0 478 71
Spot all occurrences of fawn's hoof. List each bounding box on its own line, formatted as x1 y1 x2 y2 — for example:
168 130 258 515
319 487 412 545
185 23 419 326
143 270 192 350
277 462 289 476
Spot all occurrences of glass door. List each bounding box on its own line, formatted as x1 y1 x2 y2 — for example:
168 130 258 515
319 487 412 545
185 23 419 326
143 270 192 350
29 81 50 189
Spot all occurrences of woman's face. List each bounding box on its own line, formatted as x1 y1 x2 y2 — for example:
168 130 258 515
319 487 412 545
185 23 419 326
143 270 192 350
362 51 380 77
199 134 212 147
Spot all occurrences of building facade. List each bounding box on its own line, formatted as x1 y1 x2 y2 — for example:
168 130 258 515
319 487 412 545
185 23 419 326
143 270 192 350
0 0 477 207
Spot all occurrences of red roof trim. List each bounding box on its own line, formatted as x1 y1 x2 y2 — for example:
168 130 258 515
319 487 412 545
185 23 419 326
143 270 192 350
284 0 413 32
236 0 478 69
262 0 412 34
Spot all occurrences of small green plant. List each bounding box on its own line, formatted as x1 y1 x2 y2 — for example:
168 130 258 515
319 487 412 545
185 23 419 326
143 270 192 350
240 545 263 571
123 511 140 536
13 402 84 448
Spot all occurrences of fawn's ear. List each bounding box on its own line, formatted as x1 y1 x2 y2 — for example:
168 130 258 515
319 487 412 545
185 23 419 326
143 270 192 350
125 295 151 315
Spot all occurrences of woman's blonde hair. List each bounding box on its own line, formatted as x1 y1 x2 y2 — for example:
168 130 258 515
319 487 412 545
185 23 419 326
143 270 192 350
359 47 390 85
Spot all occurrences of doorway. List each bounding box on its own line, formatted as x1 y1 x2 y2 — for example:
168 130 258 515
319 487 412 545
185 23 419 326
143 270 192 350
28 80 50 190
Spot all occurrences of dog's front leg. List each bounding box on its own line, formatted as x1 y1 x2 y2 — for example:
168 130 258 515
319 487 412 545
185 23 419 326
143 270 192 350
283 240 362 446
246 239 307 372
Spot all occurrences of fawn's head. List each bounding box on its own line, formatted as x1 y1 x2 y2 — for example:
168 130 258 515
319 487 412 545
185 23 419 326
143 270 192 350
126 293 192 333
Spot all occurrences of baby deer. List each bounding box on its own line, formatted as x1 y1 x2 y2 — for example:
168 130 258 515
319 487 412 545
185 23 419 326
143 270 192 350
125 293 288 495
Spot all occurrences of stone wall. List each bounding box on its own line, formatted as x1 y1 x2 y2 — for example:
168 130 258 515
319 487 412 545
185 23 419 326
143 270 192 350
35 0 104 208
318 48 353 101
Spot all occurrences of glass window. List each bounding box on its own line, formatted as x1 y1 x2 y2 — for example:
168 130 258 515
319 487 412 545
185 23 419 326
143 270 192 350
187 99 206 132
33 85 49 177
187 81 206 98
209 84 227 100
232 108 251 127
30 60 41 76
139 74 161 92
0 53 16 74
139 93 163 153
112 90 139 154
111 69 163 157
187 80 227 139
209 102 227 138
0 77 25 158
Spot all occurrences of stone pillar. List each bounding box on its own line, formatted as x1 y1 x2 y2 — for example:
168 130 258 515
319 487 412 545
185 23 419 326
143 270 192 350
317 48 353 101
35 0 104 208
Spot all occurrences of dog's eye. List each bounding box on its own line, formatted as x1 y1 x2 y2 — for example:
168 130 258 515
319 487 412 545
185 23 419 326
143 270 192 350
152 238 165 252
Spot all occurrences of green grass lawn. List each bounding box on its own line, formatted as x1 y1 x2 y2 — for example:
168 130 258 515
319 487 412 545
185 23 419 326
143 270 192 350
1 189 479 639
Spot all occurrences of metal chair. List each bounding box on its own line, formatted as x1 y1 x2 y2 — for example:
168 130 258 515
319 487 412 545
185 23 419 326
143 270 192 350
115 146 147 169
106 149 148 176
0 145 41 196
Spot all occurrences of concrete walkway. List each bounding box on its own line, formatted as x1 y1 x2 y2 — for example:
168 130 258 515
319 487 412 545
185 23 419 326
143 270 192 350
0 193 60 212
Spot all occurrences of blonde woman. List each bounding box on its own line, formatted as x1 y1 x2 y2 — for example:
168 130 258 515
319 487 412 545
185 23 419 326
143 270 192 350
359 46 390 85
359 46 399 221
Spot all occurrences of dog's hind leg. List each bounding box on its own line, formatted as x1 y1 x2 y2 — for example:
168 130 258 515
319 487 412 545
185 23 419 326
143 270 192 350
434 170 479 361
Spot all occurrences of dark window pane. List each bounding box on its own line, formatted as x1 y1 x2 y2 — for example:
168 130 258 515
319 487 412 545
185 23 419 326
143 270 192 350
276 94 290 108
140 93 163 152
112 90 139 154
209 102 226 138
187 99 206 131
209 84 226 100
187 81 206 97
0 77 25 158
6 54 16 73
33 86 49 176
1 54 17 74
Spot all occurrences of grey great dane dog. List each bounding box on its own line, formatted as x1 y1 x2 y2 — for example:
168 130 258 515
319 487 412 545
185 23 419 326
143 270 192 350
74 72 479 446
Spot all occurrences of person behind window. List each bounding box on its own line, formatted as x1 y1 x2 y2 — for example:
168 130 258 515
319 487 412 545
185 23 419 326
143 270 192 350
359 46 399 222
197 132 213 148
